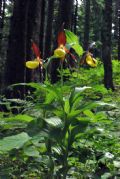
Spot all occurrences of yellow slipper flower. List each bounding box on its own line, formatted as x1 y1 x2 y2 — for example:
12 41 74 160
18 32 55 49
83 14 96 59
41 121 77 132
26 59 39 69
86 55 97 67
54 47 66 58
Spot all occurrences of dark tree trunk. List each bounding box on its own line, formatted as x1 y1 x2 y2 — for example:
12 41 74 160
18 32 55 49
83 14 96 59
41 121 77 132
44 0 55 59
26 0 42 82
59 0 74 29
92 0 101 41
74 0 78 34
114 0 119 41
84 0 90 50
0 0 5 50
5 0 43 85
118 0 120 60
102 0 114 90
50 0 74 83
39 0 46 56
5 0 29 85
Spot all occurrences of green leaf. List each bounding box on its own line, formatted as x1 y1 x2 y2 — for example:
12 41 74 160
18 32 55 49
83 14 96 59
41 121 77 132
113 161 120 168
0 132 31 153
101 173 112 179
24 146 39 157
52 146 62 155
64 99 70 114
45 91 56 104
72 44 83 56
83 110 95 119
67 109 81 119
65 29 83 56
6 114 34 123
44 117 64 128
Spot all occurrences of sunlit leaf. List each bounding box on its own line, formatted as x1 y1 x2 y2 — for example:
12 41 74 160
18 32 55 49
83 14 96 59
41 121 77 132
65 29 83 56
0 132 31 153
44 117 64 128
24 146 39 157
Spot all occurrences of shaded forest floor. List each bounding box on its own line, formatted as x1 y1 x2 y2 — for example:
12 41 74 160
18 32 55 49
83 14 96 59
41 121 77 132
0 60 120 179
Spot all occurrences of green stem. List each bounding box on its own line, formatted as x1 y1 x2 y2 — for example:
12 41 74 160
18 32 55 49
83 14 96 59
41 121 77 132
60 60 64 86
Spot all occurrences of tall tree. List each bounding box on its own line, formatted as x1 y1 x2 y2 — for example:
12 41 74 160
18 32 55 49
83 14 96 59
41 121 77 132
118 0 120 60
0 0 5 50
5 0 43 85
102 0 114 90
5 0 29 85
83 0 90 50
59 0 74 29
26 0 43 82
73 0 78 34
44 0 55 59
50 0 74 83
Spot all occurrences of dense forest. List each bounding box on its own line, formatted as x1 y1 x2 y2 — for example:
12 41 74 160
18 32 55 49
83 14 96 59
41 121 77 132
0 0 120 178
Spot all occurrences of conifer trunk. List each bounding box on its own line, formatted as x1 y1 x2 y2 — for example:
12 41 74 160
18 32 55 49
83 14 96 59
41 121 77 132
84 0 90 50
102 0 114 90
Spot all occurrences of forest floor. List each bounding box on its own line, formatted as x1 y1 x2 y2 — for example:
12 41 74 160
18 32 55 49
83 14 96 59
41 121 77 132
0 60 120 178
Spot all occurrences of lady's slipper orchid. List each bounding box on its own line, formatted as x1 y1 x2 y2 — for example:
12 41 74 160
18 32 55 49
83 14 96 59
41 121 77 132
26 60 39 69
86 53 97 67
54 29 76 61
26 42 43 69
54 45 66 58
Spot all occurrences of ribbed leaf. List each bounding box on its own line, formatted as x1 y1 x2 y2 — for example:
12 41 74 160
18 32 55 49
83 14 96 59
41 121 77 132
52 146 62 155
44 117 63 128
64 99 70 114
65 29 83 56
0 132 31 153
24 146 39 157
6 114 33 123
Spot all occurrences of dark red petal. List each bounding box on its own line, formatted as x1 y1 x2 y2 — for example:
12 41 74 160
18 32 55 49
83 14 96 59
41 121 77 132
57 30 66 46
32 42 41 58
64 47 77 61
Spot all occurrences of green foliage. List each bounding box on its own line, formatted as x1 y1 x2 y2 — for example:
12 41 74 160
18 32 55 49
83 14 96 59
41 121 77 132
0 132 30 153
65 29 83 56
0 60 120 178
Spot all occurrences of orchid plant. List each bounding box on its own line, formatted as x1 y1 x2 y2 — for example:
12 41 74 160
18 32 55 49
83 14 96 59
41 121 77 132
26 41 43 69
25 28 83 71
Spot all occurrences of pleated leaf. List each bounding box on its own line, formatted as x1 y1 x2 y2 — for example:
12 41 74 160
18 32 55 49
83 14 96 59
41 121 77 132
0 132 31 153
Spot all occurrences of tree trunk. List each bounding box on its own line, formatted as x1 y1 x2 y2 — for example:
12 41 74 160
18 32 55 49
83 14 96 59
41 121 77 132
39 0 46 56
50 0 74 83
0 0 5 50
102 0 114 90
5 0 43 85
59 0 74 29
5 0 29 85
118 0 120 60
84 0 90 50
44 0 55 59
74 0 78 34
26 0 42 82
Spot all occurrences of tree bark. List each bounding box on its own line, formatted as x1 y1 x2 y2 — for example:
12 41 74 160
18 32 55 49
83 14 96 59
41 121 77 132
84 0 90 50
102 0 114 90
118 0 120 60
26 0 42 82
44 0 55 59
59 0 74 29
50 0 74 83
5 0 29 85
0 0 5 50
5 0 43 85
74 0 78 34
